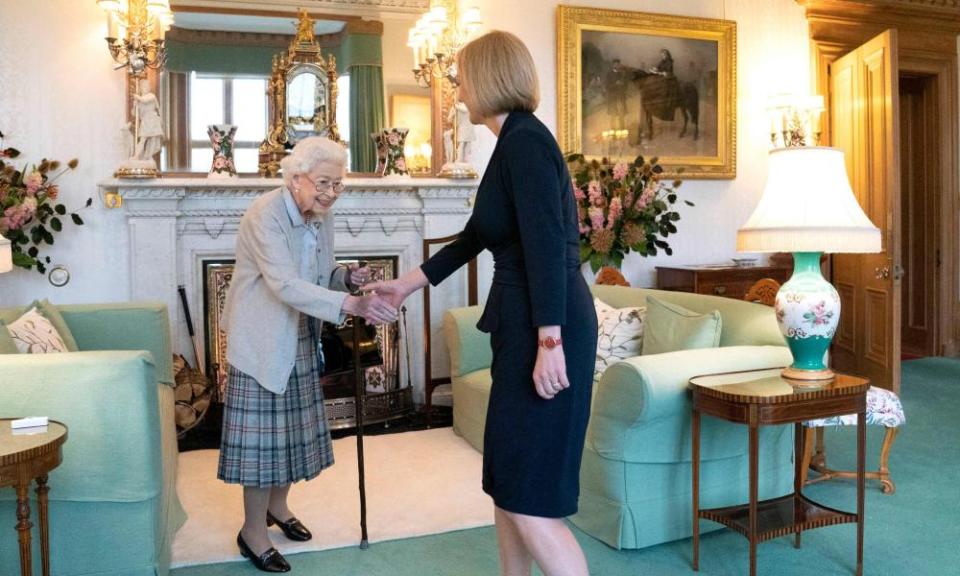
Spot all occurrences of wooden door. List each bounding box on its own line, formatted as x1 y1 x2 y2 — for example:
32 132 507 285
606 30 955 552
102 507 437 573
899 76 939 357
829 30 902 394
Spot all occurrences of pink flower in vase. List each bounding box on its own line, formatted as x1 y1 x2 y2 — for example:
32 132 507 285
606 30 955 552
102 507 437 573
23 171 42 194
612 162 629 181
587 180 602 204
387 132 400 146
213 156 227 170
395 157 407 171
607 197 623 228
588 206 605 231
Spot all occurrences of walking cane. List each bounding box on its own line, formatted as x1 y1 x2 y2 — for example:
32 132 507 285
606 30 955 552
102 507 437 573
351 267 370 550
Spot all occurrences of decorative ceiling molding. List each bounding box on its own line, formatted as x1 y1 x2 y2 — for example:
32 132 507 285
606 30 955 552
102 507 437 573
172 0 429 16
797 0 960 33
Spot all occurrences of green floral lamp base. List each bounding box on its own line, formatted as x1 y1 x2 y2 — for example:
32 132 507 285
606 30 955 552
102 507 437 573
775 252 839 383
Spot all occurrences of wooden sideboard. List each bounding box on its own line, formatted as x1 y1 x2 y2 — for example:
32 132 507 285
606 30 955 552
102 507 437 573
655 265 791 301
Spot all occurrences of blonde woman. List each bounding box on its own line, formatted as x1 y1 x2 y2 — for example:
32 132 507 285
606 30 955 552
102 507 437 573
366 31 596 576
218 137 396 572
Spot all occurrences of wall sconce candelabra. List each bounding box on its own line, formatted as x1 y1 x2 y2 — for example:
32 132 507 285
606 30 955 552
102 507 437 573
98 0 172 78
407 4 481 88
767 94 825 149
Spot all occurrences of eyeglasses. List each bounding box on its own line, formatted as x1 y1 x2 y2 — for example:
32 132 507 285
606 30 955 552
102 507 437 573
302 174 345 198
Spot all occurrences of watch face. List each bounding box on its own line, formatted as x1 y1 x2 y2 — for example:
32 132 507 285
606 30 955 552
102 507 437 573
543 336 558 349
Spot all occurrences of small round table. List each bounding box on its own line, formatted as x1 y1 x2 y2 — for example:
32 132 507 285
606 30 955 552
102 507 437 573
0 418 68 576
689 369 869 576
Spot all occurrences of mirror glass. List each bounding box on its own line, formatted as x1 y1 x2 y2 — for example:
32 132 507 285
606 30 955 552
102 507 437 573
160 6 430 175
285 66 330 144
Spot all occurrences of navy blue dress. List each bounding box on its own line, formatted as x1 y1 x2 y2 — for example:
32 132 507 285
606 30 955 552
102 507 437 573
421 111 597 518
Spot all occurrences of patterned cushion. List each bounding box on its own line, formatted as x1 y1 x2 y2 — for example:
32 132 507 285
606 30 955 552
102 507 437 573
804 386 905 427
594 298 645 384
5 306 70 354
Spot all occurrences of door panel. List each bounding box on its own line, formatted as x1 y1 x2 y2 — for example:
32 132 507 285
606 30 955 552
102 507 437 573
829 29 902 393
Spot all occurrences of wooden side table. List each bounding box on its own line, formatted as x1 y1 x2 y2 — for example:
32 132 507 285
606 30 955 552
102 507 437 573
0 419 68 576
656 264 790 300
689 369 869 576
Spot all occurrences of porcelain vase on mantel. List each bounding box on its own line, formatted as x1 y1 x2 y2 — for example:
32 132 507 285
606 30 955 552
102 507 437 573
371 127 409 177
207 124 238 179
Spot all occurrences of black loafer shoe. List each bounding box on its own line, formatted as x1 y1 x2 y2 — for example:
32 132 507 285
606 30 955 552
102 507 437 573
267 511 313 542
237 532 290 573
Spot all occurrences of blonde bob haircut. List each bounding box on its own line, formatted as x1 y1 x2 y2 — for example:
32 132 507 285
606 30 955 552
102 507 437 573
455 30 540 118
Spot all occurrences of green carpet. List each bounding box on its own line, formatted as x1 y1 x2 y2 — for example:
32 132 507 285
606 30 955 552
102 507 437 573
172 358 960 575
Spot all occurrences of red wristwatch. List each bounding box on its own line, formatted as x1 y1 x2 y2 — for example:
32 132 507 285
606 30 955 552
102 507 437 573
538 336 562 350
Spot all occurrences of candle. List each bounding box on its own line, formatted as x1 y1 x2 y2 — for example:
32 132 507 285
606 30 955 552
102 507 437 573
107 12 119 38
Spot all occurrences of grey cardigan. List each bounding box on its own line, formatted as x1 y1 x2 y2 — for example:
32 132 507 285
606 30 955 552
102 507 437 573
222 187 350 393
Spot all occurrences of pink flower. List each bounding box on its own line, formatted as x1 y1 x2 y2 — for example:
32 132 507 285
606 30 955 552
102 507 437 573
607 197 623 228
213 156 227 170
587 180 602 204
588 206 605 231
396 157 407 170
387 132 400 146
612 162 629 181
624 190 634 209
579 223 591 235
23 170 42 193
572 179 586 200
46 184 59 200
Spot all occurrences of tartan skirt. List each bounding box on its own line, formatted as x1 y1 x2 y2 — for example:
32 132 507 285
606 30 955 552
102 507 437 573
217 314 334 487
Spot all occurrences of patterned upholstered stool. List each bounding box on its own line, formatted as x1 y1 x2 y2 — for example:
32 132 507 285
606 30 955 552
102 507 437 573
800 386 905 494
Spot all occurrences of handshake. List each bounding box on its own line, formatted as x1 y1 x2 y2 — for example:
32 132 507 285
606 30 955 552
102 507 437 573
340 264 417 326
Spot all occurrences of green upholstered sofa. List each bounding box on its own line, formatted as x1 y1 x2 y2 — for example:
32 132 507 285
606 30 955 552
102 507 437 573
0 302 186 576
442 284 795 550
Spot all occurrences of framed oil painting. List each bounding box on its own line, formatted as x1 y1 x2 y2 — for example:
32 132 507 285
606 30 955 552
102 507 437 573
557 6 737 179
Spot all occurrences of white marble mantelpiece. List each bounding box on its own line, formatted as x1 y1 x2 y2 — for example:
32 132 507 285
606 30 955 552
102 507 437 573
98 176 479 404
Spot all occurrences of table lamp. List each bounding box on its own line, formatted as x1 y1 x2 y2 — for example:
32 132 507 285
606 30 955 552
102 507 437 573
737 147 881 382
0 237 12 274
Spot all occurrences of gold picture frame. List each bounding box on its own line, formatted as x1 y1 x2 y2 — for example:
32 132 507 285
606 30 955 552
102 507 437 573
557 6 736 179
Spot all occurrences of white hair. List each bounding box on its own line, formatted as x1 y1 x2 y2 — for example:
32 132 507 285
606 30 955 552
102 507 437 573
280 137 348 186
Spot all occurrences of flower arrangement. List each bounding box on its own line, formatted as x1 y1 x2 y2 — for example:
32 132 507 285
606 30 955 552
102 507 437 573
567 154 693 272
0 131 91 274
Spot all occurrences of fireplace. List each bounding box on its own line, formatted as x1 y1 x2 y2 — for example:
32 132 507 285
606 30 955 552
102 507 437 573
98 176 481 421
202 256 413 429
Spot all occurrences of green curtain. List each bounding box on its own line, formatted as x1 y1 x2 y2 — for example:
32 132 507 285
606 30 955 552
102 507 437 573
165 40 276 75
349 65 385 172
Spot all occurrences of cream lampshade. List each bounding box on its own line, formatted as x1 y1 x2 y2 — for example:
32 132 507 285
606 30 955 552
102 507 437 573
737 146 881 382
0 236 13 274
0 237 12 274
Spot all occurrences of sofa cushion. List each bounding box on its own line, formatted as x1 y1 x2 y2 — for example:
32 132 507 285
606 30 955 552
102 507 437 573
5 306 72 353
641 296 721 355
1 299 80 352
594 298 645 383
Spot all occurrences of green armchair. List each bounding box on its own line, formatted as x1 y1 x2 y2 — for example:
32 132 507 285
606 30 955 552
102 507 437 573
442 285 795 549
0 302 186 576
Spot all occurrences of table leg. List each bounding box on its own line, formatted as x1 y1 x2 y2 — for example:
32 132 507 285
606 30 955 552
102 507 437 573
15 479 32 576
37 474 50 576
750 423 758 576
692 408 701 571
794 422 802 549
857 410 865 576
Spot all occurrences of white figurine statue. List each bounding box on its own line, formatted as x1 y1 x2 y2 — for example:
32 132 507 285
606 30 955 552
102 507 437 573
116 78 164 177
439 100 477 179
133 79 164 161
450 101 475 163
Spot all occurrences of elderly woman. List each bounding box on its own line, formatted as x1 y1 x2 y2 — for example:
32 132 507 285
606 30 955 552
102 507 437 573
366 31 596 576
218 137 396 573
